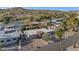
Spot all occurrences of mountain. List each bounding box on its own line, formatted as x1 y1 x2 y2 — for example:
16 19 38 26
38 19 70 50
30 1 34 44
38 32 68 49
0 7 68 23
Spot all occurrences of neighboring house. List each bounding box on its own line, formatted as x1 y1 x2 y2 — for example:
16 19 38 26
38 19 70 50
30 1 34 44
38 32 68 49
52 18 64 24
0 31 20 46
0 24 20 46
24 28 55 39
51 18 64 28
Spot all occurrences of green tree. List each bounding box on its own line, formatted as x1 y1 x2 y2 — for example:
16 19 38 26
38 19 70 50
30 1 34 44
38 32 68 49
3 16 13 24
29 16 35 21
20 26 26 33
55 28 64 50
65 17 79 48
42 32 51 42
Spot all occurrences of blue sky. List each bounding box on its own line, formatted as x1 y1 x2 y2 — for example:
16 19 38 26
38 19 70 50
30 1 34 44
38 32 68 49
0 7 79 11
26 7 79 11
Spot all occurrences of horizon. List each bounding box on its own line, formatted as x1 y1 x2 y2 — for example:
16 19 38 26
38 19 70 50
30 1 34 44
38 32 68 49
0 7 79 11
26 7 79 11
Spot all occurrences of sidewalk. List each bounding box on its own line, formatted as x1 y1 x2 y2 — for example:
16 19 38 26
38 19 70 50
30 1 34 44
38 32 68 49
67 45 79 51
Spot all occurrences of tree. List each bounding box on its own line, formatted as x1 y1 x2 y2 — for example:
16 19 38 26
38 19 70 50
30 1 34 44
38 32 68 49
65 17 79 48
55 28 64 50
42 32 51 42
29 16 35 21
20 26 26 33
71 18 79 48
3 16 13 24
59 20 67 41
66 17 78 31
59 20 67 31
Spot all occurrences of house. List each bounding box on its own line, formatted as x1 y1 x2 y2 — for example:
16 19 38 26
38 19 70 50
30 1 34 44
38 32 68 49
51 18 64 27
0 23 20 46
0 31 20 46
24 28 55 39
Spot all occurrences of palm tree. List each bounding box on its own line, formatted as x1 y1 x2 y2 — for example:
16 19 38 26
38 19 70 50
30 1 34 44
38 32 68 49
66 17 79 48
72 18 79 48
55 28 64 50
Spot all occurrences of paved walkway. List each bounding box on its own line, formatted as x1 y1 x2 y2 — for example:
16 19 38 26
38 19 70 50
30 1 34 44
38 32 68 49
67 45 79 51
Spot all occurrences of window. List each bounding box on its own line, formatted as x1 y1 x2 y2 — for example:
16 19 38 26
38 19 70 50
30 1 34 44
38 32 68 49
13 38 16 40
5 30 16 34
1 40 4 43
7 39 11 42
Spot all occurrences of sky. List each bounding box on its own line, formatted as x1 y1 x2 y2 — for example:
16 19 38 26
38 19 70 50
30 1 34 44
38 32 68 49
26 7 79 11
0 7 79 11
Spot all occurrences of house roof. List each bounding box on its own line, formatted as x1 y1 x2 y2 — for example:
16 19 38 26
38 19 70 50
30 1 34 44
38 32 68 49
0 28 20 39
24 28 55 36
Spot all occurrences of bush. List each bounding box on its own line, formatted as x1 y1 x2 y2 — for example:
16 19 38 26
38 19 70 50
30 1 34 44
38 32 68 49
42 32 51 42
